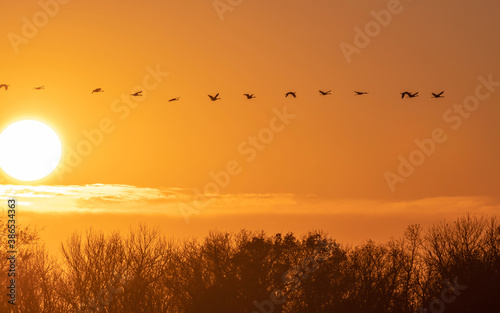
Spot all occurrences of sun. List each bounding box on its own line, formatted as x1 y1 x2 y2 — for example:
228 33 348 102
0 120 62 181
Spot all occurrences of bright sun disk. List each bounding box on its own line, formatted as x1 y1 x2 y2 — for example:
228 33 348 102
0 120 62 181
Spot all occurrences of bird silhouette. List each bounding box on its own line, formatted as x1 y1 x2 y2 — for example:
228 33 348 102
319 90 331 95
432 91 444 98
285 92 297 98
131 91 143 96
244 94 256 99
91 88 104 94
34 86 44 90
354 91 368 95
168 97 180 102
0 84 10 90
208 93 221 101
401 91 419 99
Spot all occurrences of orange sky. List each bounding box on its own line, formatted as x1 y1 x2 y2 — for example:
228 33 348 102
0 0 499 254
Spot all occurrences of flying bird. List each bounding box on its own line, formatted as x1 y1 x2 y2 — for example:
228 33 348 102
285 92 296 98
168 97 180 102
432 91 445 98
34 86 44 90
401 91 419 99
0 84 10 90
319 90 331 95
91 88 104 94
131 91 143 96
244 94 256 99
208 93 221 101
354 91 368 95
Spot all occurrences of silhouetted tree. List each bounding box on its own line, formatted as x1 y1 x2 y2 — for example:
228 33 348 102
1 213 499 313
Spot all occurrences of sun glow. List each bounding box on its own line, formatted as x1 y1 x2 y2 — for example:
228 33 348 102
0 120 62 181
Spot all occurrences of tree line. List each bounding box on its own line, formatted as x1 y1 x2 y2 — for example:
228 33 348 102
1 213 499 313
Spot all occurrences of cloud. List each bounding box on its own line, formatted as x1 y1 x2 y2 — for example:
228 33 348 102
0 184 499 219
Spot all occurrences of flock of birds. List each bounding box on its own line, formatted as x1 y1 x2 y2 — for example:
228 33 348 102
0 84 446 101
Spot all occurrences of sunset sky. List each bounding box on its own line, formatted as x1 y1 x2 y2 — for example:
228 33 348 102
0 0 499 253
